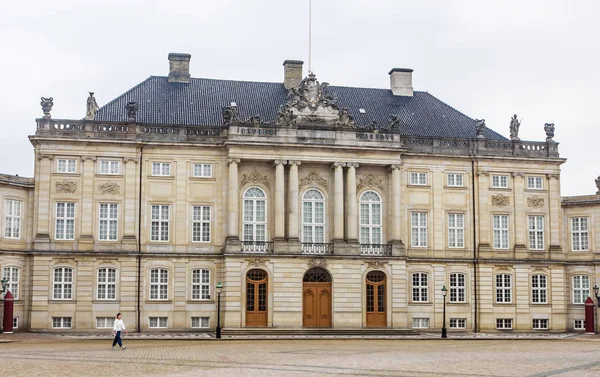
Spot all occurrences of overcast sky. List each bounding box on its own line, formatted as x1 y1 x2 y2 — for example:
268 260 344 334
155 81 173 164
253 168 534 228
1 0 598 196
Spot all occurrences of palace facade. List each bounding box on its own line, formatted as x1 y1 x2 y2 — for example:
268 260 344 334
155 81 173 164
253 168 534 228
1 53 599 333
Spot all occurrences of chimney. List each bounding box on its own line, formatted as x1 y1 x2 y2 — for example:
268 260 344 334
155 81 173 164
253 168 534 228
283 60 303 89
168 53 191 83
389 68 414 96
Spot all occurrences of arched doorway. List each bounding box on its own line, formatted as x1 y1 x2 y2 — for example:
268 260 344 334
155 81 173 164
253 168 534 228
246 269 267 327
366 271 386 327
302 267 332 327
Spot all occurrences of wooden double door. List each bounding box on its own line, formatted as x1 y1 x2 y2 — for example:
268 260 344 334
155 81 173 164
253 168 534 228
302 267 332 327
246 269 267 327
366 271 386 327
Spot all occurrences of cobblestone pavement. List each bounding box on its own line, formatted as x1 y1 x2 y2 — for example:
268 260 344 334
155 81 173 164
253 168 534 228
2 335 600 376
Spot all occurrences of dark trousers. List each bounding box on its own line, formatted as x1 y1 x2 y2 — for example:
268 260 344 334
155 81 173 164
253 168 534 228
112 331 122 347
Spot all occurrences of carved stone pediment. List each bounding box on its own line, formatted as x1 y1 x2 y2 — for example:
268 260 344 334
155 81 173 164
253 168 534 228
491 195 510 207
56 180 77 193
307 257 328 269
365 259 387 269
240 170 270 190
527 197 545 208
99 182 120 195
299 173 328 189
285 72 339 124
246 257 267 267
357 175 385 192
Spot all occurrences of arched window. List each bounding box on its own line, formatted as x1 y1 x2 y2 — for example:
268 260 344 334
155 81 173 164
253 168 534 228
303 267 332 282
243 187 267 243
360 191 382 244
302 189 325 243
97 267 116 300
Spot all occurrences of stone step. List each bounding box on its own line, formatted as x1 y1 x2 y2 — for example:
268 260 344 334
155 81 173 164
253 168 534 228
222 328 419 336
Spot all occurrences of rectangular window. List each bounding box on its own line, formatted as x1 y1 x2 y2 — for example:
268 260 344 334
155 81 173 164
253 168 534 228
532 319 548 330
447 173 464 187
193 164 213 178
493 215 509 249
191 317 210 328
531 275 547 304
449 318 466 329
57 159 77 173
151 205 170 242
99 160 120 175
192 269 210 300
448 213 464 248
528 215 544 250
149 317 168 328
411 212 428 247
527 176 543 190
409 172 427 185
573 275 590 304
574 320 585 330
192 206 211 242
491 175 508 188
53 267 73 300
55 202 75 240
4 199 22 239
2 267 19 300
97 268 116 300
571 217 589 251
412 273 428 302
96 317 114 328
150 269 168 300
99 203 118 241
496 318 513 329
449 273 466 303
151 162 171 176
411 318 429 329
12 317 18 329
52 317 72 328
496 274 512 303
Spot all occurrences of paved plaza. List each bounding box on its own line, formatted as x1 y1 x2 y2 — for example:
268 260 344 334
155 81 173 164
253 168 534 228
2 334 600 376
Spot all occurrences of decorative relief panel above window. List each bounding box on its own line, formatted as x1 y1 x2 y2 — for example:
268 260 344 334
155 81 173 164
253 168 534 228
527 197 545 208
491 195 510 207
239 170 271 190
98 182 120 195
55 180 78 194
357 175 385 191
299 172 328 189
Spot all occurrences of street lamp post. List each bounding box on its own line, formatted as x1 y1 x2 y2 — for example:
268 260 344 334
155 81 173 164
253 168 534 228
441 284 448 339
216 281 223 339
0 277 7 295
593 285 600 307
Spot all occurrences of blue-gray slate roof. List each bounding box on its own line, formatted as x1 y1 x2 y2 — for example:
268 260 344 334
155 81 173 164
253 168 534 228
95 76 507 140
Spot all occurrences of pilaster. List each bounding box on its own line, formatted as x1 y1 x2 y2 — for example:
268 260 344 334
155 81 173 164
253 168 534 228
34 153 53 249
512 172 527 253
476 170 491 252
547 173 562 253
78 156 96 250
122 157 138 245
226 158 240 252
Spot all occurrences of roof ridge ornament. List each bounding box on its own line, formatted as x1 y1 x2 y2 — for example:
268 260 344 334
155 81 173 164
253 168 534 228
283 72 339 125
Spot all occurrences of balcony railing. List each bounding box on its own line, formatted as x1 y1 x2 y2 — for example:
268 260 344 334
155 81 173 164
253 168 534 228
241 241 274 253
302 243 334 255
360 244 392 256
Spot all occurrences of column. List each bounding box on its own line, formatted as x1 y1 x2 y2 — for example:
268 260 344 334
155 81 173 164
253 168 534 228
346 162 359 242
227 158 241 240
390 164 402 242
274 160 287 239
512 172 526 252
547 173 562 252
332 162 345 241
79 156 96 247
288 161 301 241
123 157 138 243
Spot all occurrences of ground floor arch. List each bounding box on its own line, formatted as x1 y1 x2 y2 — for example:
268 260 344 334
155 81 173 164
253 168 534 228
302 267 332 327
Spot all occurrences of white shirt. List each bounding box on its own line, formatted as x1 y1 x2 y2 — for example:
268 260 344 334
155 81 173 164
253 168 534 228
113 319 126 331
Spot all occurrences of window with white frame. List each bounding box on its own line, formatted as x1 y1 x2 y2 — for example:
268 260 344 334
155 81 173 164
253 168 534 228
151 162 171 176
4 199 22 239
496 273 512 303
448 213 464 248
193 163 212 178
496 318 512 329
574 320 585 330
191 317 210 328
243 187 267 243
449 273 466 303
96 317 114 328
99 203 118 241
572 275 590 304
527 176 543 190
2 267 19 299
192 269 210 300
359 191 382 245
57 159 77 173
491 175 508 188
412 317 429 329
192 206 211 242
409 172 428 185
302 189 325 244
52 317 72 328
55 202 75 240
447 173 464 187
97 268 116 300
150 205 170 242
528 215 544 250
99 160 120 175
531 274 547 304
412 273 428 302
411 212 428 247
571 217 589 251
533 319 548 330
149 268 168 300
53 267 73 299
493 214 509 249
149 317 168 328
450 318 466 329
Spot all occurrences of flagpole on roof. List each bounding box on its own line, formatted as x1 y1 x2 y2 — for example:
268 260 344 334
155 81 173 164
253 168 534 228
308 0 312 74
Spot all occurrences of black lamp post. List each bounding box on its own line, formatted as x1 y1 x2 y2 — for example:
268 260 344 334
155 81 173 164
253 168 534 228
0 277 7 295
441 284 448 339
593 284 600 307
216 281 223 339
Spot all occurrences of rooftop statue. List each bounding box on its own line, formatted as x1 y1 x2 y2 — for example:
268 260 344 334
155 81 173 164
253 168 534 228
510 114 520 140
221 106 238 125
475 119 486 139
86 92 99 120
544 123 555 141
41 97 54 118
125 101 139 122
595 176 600 195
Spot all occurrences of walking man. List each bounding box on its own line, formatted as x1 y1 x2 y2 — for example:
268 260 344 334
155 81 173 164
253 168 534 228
112 312 128 350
